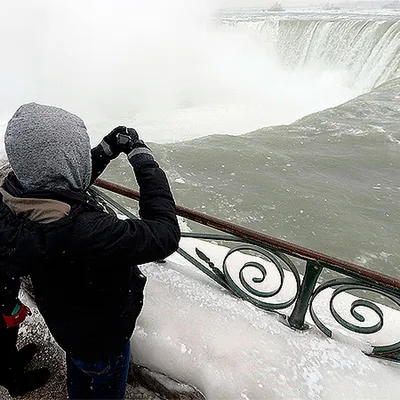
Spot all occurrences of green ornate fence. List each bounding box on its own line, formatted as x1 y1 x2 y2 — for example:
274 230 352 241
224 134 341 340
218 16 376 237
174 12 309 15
92 178 400 363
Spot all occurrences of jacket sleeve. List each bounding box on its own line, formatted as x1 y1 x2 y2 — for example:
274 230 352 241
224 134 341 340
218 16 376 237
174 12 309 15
90 147 111 184
83 162 181 265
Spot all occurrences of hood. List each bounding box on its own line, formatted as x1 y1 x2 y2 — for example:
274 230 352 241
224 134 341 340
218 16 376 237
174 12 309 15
4 102 91 192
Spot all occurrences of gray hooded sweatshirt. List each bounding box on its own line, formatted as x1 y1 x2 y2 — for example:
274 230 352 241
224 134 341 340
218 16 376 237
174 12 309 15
4 102 91 192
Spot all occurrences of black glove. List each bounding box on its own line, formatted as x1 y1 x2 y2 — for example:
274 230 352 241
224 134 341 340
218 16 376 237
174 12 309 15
119 127 156 170
94 126 156 169
115 127 139 154
96 126 128 160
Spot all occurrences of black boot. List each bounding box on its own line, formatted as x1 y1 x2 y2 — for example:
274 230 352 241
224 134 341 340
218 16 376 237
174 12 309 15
17 343 38 367
6 368 51 397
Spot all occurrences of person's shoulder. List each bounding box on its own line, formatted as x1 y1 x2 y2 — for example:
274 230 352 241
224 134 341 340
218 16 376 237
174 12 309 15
72 203 127 235
71 204 133 255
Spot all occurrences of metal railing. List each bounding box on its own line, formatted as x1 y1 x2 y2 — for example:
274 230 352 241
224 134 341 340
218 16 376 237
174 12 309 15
93 178 400 363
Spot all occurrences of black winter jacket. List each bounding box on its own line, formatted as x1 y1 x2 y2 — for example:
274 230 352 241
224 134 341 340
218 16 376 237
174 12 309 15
0 159 180 361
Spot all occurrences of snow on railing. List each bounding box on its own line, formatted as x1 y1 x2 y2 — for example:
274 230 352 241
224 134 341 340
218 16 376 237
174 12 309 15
93 178 400 363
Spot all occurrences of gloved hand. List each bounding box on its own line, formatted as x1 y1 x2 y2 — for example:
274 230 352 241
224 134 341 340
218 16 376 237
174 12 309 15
114 127 139 154
1 300 31 328
126 129 156 170
96 126 128 160
94 125 156 169
113 126 156 170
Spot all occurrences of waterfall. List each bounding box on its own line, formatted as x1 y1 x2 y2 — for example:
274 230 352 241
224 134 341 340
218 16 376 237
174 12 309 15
226 18 400 91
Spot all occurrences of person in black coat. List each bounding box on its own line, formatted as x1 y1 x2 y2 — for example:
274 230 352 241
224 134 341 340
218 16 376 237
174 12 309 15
0 102 180 399
0 277 50 397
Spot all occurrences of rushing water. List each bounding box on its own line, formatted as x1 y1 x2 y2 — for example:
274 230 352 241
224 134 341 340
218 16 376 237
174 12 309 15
0 5 399 278
101 8 400 279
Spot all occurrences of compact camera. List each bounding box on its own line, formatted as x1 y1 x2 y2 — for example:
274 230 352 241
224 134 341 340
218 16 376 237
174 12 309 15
116 128 133 152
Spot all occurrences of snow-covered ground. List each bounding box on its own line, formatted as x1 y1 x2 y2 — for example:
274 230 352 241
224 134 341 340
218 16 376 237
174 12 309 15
134 238 400 399
5 235 399 400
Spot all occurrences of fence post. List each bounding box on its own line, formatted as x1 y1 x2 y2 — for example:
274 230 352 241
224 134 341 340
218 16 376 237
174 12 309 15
288 261 323 330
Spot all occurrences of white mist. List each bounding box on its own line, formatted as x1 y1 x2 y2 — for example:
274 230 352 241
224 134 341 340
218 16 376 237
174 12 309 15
0 1 356 146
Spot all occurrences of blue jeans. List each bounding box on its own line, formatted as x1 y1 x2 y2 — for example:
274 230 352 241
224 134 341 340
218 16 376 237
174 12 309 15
66 341 130 400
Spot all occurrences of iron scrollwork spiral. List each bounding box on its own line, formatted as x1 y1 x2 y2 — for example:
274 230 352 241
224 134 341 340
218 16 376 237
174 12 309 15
197 244 301 312
309 278 400 357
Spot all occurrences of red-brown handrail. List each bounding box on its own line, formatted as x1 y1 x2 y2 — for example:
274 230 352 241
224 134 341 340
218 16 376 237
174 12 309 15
94 178 400 293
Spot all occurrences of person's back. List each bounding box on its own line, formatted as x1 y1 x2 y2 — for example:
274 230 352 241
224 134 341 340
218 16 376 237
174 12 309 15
1 102 180 399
